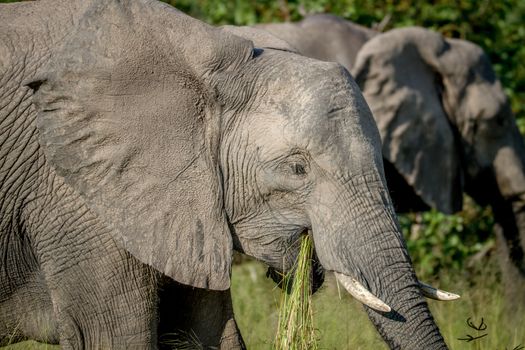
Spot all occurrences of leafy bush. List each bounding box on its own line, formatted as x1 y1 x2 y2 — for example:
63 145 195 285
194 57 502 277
399 197 495 279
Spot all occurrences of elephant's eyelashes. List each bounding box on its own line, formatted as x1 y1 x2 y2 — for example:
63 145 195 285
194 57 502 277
271 153 310 178
291 162 307 175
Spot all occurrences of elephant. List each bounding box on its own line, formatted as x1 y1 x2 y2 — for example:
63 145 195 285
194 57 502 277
352 27 525 301
257 13 377 70
0 0 456 349
259 15 525 301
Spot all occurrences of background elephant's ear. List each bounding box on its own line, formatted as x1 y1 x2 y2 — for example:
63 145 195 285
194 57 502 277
30 1 254 290
352 27 463 214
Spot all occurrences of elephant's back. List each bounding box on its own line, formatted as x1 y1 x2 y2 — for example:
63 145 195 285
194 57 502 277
259 14 377 71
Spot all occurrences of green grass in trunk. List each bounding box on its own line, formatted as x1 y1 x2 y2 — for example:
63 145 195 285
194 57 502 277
274 235 318 350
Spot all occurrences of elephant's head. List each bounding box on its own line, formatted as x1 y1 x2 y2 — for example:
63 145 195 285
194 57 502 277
30 1 450 347
353 27 525 216
353 27 525 282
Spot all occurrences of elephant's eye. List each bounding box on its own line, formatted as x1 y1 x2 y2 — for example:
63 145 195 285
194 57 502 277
273 153 309 180
290 162 307 176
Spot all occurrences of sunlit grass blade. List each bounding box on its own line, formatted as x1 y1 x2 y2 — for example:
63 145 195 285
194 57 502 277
274 235 318 350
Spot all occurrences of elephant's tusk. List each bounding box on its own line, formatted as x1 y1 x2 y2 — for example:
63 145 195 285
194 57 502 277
419 281 460 301
334 272 392 312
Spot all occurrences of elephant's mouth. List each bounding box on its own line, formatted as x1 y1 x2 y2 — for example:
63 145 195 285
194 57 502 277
268 226 459 308
266 246 325 294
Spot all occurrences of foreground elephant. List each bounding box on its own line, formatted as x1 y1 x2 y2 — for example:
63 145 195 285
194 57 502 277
0 1 454 348
261 15 525 300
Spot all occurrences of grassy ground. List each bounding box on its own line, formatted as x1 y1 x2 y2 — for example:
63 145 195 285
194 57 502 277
231 258 524 350
3 258 524 349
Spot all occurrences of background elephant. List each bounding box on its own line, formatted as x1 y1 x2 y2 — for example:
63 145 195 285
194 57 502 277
353 27 525 301
1 0 451 349
260 15 525 301
257 14 376 70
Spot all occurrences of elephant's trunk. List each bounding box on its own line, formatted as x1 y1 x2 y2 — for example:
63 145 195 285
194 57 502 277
483 128 525 301
311 173 448 349
492 139 525 251
465 123 525 290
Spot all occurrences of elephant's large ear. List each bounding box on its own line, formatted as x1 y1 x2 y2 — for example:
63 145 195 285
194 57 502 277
352 27 463 214
29 1 254 290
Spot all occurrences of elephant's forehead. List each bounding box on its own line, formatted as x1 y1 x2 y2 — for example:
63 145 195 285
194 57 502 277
302 107 383 175
264 58 356 109
259 54 373 132
464 80 506 119
247 49 383 170
252 90 382 174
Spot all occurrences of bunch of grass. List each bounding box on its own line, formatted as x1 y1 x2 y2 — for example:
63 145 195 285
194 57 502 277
274 235 318 350
160 330 204 350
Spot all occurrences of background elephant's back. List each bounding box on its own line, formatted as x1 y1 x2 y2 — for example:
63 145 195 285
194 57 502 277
258 14 377 71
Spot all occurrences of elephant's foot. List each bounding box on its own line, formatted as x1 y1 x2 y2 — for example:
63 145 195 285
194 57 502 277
0 271 59 346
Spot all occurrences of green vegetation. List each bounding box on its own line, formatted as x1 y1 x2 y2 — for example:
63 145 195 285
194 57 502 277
232 261 386 349
275 235 317 350
399 197 495 278
232 259 524 350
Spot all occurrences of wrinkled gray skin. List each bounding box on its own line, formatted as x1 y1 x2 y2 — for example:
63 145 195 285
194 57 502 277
0 1 446 349
2 3 244 349
262 16 525 301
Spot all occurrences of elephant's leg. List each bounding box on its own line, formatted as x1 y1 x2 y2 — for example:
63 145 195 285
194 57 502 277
0 267 59 345
157 280 246 350
492 197 525 296
493 200 525 274
1 209 59 344
495 224 525 305
24 184 159 349
512 196 525 256
42 248 158 349
467 172 525 302
493 196 525 304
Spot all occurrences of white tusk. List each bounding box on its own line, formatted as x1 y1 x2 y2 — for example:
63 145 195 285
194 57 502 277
419 281 460 301
334 272 392 312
